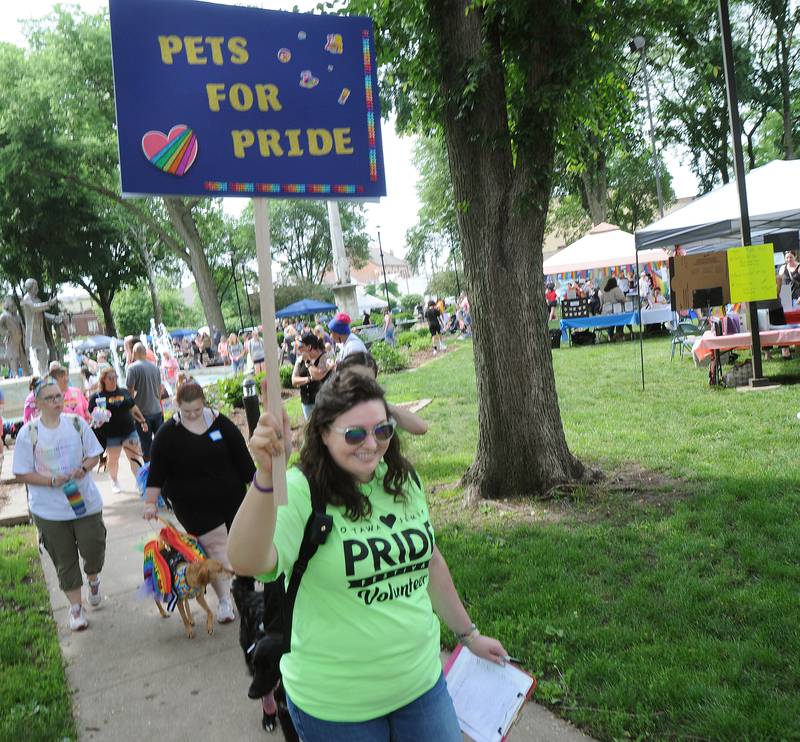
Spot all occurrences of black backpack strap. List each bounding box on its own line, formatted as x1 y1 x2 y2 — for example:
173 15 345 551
281 478 332 653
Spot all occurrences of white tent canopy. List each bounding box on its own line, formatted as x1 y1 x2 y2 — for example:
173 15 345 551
356 288 389 312
635 159 800 253
543 222 669 275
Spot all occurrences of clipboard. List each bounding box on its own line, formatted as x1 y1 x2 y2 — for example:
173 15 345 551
444 645 537 742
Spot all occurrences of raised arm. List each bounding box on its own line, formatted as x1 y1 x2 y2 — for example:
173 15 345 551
24 296 57 312
388 403 428 435
227 407 292 576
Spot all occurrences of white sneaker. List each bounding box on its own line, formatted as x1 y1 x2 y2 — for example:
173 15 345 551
88 578 101 607
432 348 437 355
69 605 88 631
216 597 235 624
111 479 121 493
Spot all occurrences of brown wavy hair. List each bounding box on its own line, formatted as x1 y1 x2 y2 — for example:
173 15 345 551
299 370 413 521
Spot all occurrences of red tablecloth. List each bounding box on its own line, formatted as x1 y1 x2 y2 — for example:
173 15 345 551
692 328 800 362
785 308 800 324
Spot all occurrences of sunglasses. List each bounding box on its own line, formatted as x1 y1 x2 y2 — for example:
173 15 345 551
40 393 64 403
330 419 396 446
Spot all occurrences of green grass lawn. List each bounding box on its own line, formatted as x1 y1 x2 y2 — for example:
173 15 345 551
381 339 800 741
0 526 76 740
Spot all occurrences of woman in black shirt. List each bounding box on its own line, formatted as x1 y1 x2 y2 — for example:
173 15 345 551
291 332 332 420
88 367 147 494
143 379 256 623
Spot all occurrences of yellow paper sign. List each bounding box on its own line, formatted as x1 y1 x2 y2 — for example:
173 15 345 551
727 244 777 303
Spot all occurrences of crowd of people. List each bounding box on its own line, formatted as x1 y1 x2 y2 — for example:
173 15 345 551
545 270 669 318
9 299 502 740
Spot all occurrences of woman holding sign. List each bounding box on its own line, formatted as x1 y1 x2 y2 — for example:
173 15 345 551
13 378 105 632
228 371 508 741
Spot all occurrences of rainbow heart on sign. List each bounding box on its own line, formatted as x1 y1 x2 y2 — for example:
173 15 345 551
141 125 198 176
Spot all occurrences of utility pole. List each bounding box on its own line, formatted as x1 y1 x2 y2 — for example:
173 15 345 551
630 36 664 218
376 226 391 309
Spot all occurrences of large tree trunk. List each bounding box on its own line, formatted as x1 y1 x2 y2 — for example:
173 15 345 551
428 0 584 503
580 167 608 225
133 231 164 327
164 197 226 333
98 295 117 338
144 253 164 328
579 137 608 225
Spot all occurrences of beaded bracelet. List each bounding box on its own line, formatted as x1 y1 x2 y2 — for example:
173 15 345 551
457 623 479 647
252 473 274 494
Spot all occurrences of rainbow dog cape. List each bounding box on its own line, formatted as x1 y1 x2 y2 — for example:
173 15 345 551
142 521 207 609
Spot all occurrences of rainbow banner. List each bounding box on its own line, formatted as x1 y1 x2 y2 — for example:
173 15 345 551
109 0 385 199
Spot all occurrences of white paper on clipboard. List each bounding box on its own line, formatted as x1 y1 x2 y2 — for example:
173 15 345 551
444 646 535 742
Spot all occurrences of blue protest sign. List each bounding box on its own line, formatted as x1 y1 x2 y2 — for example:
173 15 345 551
108 0 386 199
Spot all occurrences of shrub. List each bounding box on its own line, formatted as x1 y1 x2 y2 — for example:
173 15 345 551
417 326 430 338
407 335 432 353
400 293 423 313
279 364 294 389
214 375 245 409
395 330 417 347
370 341 410 373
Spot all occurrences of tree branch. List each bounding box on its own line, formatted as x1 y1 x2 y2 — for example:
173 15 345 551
31 167 191 263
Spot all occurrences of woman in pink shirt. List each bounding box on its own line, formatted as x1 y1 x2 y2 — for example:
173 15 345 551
23 377 40 423
161 350 179 389
50 365 90 421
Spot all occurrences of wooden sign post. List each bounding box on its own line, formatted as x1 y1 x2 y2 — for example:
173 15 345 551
252 198 287 506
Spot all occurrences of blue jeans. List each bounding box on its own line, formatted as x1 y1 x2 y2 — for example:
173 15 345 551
137 412 163 460
286 672 461 742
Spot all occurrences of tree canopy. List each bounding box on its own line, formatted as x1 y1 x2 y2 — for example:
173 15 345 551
270 200 370 285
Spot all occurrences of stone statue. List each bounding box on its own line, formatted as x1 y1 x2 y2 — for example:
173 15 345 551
21 278 62 377
0 296 30 377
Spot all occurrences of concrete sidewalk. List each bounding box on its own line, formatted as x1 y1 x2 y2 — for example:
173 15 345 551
31 463 594 742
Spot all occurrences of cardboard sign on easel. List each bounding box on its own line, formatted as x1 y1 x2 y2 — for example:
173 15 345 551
669 253 731 311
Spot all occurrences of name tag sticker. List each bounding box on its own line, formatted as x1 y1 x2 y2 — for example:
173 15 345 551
209 430 223 442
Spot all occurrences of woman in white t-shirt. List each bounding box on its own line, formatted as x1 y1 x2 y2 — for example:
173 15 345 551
248 331 266 374
13 377 104 632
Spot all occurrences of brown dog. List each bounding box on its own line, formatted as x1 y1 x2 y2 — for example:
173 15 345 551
153 556 232 638
145 532 233 639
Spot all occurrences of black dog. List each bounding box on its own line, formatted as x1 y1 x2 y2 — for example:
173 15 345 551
231 577 298 741
2 420 22 447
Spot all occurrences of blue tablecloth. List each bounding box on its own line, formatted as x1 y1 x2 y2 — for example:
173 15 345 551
560 312 639 342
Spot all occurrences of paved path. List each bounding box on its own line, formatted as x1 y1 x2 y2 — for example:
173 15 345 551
21 461 595 742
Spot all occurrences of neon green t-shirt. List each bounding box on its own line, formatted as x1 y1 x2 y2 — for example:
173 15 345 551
257 464 442 722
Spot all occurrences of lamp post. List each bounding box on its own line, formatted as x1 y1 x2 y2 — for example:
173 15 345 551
240 263 256 330
376 226 391 310
630 35 664 219
450 250 461 297
717 0 766 385
230 251 244 332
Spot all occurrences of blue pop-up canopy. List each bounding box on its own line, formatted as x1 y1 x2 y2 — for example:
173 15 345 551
275 299 337 318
